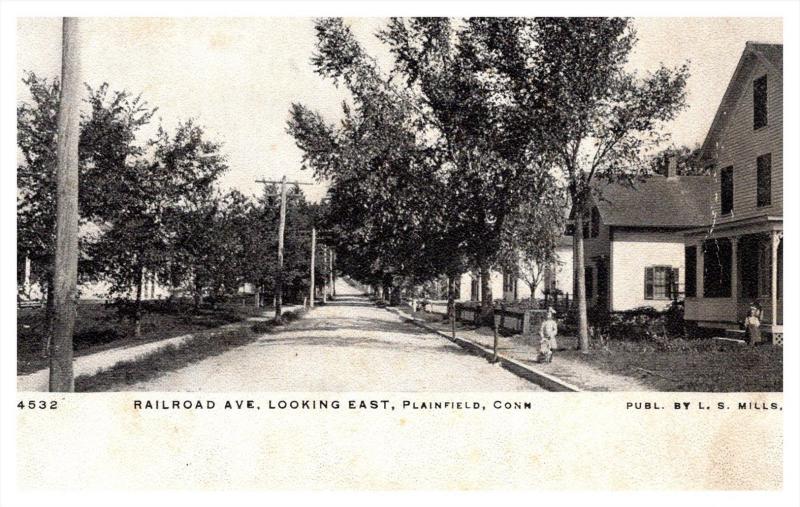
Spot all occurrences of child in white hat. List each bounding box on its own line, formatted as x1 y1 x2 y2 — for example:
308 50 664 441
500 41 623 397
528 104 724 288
538 307 558 363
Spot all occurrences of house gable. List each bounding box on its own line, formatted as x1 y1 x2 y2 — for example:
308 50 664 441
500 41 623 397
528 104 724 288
701 43 783 225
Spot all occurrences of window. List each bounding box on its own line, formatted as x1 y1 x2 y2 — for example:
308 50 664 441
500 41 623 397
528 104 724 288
757 154 772 207
753 74 768 130
584 266 594 299
684 246 697 297
503 272 516 294
645 266 679 300
590 207 600 238
720 167 734 215
703 239 732 298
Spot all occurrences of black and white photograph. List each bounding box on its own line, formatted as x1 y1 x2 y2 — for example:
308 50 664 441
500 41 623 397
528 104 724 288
13 16 784 393
2 0 797 499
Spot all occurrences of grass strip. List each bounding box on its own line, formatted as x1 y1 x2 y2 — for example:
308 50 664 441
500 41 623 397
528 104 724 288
75 309 306 392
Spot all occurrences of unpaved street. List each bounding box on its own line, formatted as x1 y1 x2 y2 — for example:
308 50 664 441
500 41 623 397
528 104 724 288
131 281 541 391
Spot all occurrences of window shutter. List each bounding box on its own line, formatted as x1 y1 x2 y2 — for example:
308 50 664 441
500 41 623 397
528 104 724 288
670 268 679 299
645 267 654 299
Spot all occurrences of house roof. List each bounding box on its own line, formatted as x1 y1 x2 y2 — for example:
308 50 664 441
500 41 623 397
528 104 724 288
591 175 715 229
699 42 783 161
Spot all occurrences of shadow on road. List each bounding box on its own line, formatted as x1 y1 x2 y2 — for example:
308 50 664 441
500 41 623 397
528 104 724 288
319 295 373 307
255 332 473 357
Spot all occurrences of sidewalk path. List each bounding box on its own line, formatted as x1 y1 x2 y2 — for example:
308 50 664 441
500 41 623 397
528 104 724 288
16 304 300 392
398 305 651 392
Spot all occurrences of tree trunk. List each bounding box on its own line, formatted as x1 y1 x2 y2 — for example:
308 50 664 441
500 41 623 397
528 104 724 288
575 213 590 352
193 275 202 311
479 262 493 325
528 282 538 305
49 17 81 392
133 264 143 337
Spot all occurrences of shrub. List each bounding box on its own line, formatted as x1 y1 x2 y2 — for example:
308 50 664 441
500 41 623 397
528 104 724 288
603 306 670 341
251 320 275 333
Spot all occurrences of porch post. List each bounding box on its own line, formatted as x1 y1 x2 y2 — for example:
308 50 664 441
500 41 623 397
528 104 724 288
771 230 779 328
696 241 704 298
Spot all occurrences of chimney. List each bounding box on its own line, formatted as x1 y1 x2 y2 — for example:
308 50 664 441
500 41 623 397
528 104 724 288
666 156 678 178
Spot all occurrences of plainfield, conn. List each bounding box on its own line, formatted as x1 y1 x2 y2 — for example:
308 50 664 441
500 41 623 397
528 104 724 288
626 401 782 410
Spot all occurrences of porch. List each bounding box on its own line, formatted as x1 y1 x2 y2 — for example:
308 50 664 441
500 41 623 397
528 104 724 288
685 220 782 342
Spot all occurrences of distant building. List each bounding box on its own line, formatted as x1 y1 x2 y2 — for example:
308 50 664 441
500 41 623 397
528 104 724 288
455 234 574 305
683 42 783 341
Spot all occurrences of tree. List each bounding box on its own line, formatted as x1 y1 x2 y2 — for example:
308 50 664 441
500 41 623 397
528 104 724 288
479 18 689 351
17 72 156 348
378 18 554 321
291 18 559 318
498 183 567 299
154 121 229 311
288 20 458 305
650 144 709 176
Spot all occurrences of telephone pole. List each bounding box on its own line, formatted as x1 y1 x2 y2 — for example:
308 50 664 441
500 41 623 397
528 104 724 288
329 246 335 298
275 176 288 317
255 176 315 318
50 17 81 392
309 227 316 308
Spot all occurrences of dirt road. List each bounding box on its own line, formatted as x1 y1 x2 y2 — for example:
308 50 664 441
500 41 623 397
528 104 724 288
130 281 541 391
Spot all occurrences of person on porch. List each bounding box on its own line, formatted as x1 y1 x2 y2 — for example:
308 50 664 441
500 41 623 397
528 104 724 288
744 302 763 345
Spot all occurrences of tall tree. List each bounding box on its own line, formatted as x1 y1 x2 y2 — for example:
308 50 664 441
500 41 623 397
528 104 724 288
498 183 567 299
155 120 229 311
17 74 155 344
378 18 552 320
288 21 457 304
480 18 689 351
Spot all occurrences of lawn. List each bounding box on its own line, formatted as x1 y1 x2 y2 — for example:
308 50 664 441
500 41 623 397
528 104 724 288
17 299 268 375
401 304 782 392
555 335 783 392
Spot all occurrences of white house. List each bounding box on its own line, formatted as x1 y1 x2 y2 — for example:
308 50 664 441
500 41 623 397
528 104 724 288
682 42 783 341
575 170 714 312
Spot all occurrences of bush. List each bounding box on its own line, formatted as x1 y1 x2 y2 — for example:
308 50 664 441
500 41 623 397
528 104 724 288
250 321 275 333
600 305 675 341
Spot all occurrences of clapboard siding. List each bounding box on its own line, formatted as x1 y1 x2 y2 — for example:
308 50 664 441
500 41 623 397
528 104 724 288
711 57 783 223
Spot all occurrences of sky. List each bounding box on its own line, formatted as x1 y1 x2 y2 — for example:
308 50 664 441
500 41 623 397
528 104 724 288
16 17 782 202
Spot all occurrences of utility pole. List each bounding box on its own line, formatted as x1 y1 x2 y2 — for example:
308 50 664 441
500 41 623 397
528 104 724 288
255 176 315 318
322 246 328 303
329 246 334 298
309 227 316 308
275 176 287 318
50 17 81 392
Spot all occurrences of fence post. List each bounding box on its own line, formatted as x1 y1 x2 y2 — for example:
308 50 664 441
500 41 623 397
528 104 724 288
522 309 531 336
491 316 499 363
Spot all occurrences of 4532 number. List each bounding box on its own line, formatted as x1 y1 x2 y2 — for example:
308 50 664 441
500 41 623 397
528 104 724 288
18 400 58 410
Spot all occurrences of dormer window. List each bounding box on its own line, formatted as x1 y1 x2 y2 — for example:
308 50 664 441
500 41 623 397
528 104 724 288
753 74 768 130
